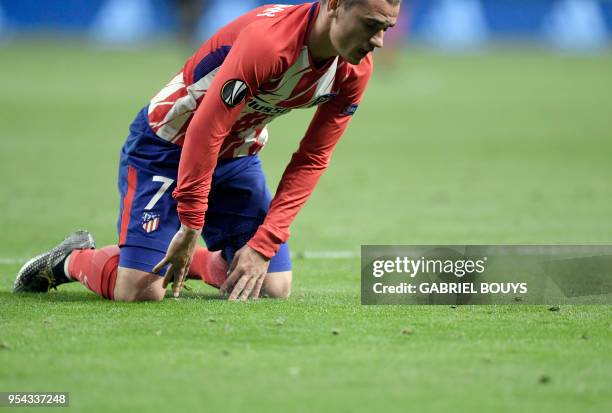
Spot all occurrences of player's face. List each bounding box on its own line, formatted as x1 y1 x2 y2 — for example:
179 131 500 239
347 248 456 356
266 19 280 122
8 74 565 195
329 0 400 64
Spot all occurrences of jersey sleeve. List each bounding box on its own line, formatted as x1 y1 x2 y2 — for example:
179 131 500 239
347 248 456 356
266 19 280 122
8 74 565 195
247 56 373 259
173 24 286 230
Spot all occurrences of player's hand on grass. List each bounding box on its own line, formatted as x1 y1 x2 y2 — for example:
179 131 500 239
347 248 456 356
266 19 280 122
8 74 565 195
220 245 270 301
153 224 201 298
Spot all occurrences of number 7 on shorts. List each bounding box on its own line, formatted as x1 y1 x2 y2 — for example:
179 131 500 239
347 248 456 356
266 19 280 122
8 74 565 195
144 176 175 210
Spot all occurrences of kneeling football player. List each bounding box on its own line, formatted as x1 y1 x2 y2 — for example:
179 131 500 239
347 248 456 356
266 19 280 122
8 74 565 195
13 0 400 301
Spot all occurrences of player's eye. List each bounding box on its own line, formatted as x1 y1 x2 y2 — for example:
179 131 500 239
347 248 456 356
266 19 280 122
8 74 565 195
364 21 378 31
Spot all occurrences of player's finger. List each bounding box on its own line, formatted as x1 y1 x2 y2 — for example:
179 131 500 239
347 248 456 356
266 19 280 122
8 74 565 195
221 272 241 297
220 268 241 295
238 276 258 301
227 253 239 276
152 256 169 275
228 276 249 301
251 275 265 300
172 268 187 298
179 262 190 291
172 276 182 297
162 264 176 288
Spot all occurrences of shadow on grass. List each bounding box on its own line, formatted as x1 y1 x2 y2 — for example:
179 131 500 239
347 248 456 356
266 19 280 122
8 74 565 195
0 290 226 303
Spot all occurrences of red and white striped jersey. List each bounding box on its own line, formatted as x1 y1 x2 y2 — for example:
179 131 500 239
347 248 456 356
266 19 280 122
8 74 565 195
148 2 367 158
157 2 373 258
148 42 340 158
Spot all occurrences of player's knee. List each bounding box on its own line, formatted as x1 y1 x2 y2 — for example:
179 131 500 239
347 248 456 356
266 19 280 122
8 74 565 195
263 271 292 299
114 284 165 302
115 267 166 302
132 284 166 302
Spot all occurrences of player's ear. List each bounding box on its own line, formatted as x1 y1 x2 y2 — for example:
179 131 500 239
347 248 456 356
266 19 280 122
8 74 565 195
327 0 341 17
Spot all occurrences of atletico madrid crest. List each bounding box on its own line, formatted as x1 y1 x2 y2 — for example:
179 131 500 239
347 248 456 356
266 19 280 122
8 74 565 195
142 212 161 233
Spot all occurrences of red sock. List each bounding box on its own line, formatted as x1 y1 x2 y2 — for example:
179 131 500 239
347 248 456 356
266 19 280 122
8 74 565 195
68 246 120 300
188 247 228 288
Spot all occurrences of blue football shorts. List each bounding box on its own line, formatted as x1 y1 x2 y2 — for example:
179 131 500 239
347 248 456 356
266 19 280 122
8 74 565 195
116 106 291 276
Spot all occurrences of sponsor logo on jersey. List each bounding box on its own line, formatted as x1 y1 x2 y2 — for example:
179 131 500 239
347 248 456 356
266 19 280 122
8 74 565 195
247 99 291 115
342 103 359 116
142 212 161 234
257 5 291 17
221 79 249 108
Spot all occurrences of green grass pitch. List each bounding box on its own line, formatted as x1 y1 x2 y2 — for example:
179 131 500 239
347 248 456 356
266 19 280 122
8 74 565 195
0 42 611 412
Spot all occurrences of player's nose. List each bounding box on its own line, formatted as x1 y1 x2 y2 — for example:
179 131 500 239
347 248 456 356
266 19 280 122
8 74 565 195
369 30 384 49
